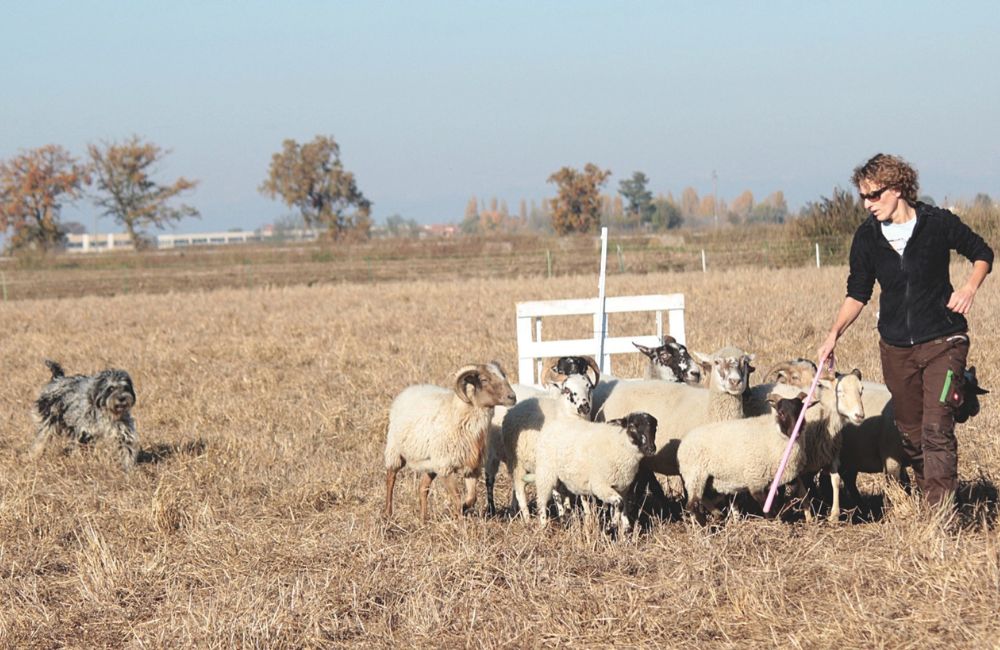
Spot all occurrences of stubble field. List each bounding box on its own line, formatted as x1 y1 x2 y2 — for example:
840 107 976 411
1 260 998 648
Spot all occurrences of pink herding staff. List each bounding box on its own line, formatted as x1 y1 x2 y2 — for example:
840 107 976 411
762 355 833 513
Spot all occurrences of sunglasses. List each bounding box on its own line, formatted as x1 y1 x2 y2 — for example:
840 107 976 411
859 186 889 202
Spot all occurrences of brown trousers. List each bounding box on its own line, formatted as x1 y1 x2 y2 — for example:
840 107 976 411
879 334 970 508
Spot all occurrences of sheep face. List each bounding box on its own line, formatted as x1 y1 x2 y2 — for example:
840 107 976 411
453 362 516 408
820 368 865 425
546 355 600 387
955 366 989 424
609 412 658 456
699 351 755 396
633 336 701 385
768 392 808 437
552 374 594 418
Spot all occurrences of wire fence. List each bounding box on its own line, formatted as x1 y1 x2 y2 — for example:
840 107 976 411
0 234 853 302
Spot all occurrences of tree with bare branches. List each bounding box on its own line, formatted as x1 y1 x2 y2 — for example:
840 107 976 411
0 145 89 252
88 136 199 250
547 163 611 235
259 135 371 241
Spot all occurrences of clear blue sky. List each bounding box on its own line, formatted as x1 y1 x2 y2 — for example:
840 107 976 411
2 1 998 233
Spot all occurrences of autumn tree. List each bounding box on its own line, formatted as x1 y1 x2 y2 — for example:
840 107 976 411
652 194 683 230
460 196 480 234
680 186 700 220
0 145 89 252
88 136 199 250
618 171 655 226
750 190 789 223
259 135 371 241
729 190 754 224
547 163 611 235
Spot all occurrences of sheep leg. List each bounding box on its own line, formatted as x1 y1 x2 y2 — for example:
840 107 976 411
485 471 497 516
384 467 399 518
419 472 436 521
579 496 593 528
512 465 531 521
796 478 815 523
593 484 628 533
534 471 556 528
683 471 708 524
462 476 478 515
829 465 843 522
443 474 464 517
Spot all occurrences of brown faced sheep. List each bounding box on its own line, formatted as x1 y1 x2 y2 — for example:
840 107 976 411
384 362 516 520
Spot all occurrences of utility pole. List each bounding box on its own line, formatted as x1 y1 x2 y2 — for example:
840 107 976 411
712 169 719 228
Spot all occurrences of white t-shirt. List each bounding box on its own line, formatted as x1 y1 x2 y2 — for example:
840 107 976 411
881 218 917 255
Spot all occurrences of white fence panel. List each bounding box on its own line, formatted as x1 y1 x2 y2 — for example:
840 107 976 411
515 293 685 385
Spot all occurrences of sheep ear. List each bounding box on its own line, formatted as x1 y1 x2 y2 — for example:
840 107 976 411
453 366 480 404
541 365 567 387
607 417 625 428
633 342 654 359
766 392 781 408
851 368 863 381
743 354 756 375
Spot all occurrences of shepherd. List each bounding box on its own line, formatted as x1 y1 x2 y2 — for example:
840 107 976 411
817 153 993 513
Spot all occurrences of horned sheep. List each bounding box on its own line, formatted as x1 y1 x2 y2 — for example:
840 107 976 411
383 362 516 520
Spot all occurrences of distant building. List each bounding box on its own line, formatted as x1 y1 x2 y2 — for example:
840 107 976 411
420 223 457 238
64 227 318 253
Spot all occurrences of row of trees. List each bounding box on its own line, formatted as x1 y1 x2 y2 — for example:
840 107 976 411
461 164 791 236
0 138 199 251
0 134 374 253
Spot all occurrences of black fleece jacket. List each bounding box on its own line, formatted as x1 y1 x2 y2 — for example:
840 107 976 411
846 202 994 347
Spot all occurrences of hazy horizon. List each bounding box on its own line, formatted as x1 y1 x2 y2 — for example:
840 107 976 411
3 1 998 234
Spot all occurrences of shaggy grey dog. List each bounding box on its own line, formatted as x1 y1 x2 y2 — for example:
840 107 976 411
31 360 138 470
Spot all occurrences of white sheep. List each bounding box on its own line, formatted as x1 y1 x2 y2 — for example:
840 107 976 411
678 392 810 522
485 372 596 517
769 369 865 521
594 346 756 478
383 362 516 520
534 412 658 532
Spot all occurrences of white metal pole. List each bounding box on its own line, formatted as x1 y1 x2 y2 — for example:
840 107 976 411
701 249 707 273
815 243 820 268
596 227 609 373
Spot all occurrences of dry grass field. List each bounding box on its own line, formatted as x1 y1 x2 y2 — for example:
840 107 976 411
1 259 998 647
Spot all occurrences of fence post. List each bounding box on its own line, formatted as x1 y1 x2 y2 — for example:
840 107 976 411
701 249 707 273
546 249 552 278
616 244 624 272
815 243 820 268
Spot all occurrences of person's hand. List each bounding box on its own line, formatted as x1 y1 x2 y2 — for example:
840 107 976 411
947 286 977 315
817 332 838 368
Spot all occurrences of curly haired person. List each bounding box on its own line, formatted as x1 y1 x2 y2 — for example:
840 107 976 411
818 153 993 511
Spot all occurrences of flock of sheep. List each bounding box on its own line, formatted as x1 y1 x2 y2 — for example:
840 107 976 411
382 336 988 531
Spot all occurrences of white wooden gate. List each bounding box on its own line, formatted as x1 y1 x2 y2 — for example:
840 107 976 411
515 293 685 385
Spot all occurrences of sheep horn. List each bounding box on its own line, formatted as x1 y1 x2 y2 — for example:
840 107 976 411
453 365 480 404
763 361 796 383
582 355 601 387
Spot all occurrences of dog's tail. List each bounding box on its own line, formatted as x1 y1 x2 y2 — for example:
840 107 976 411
44 359 65 379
